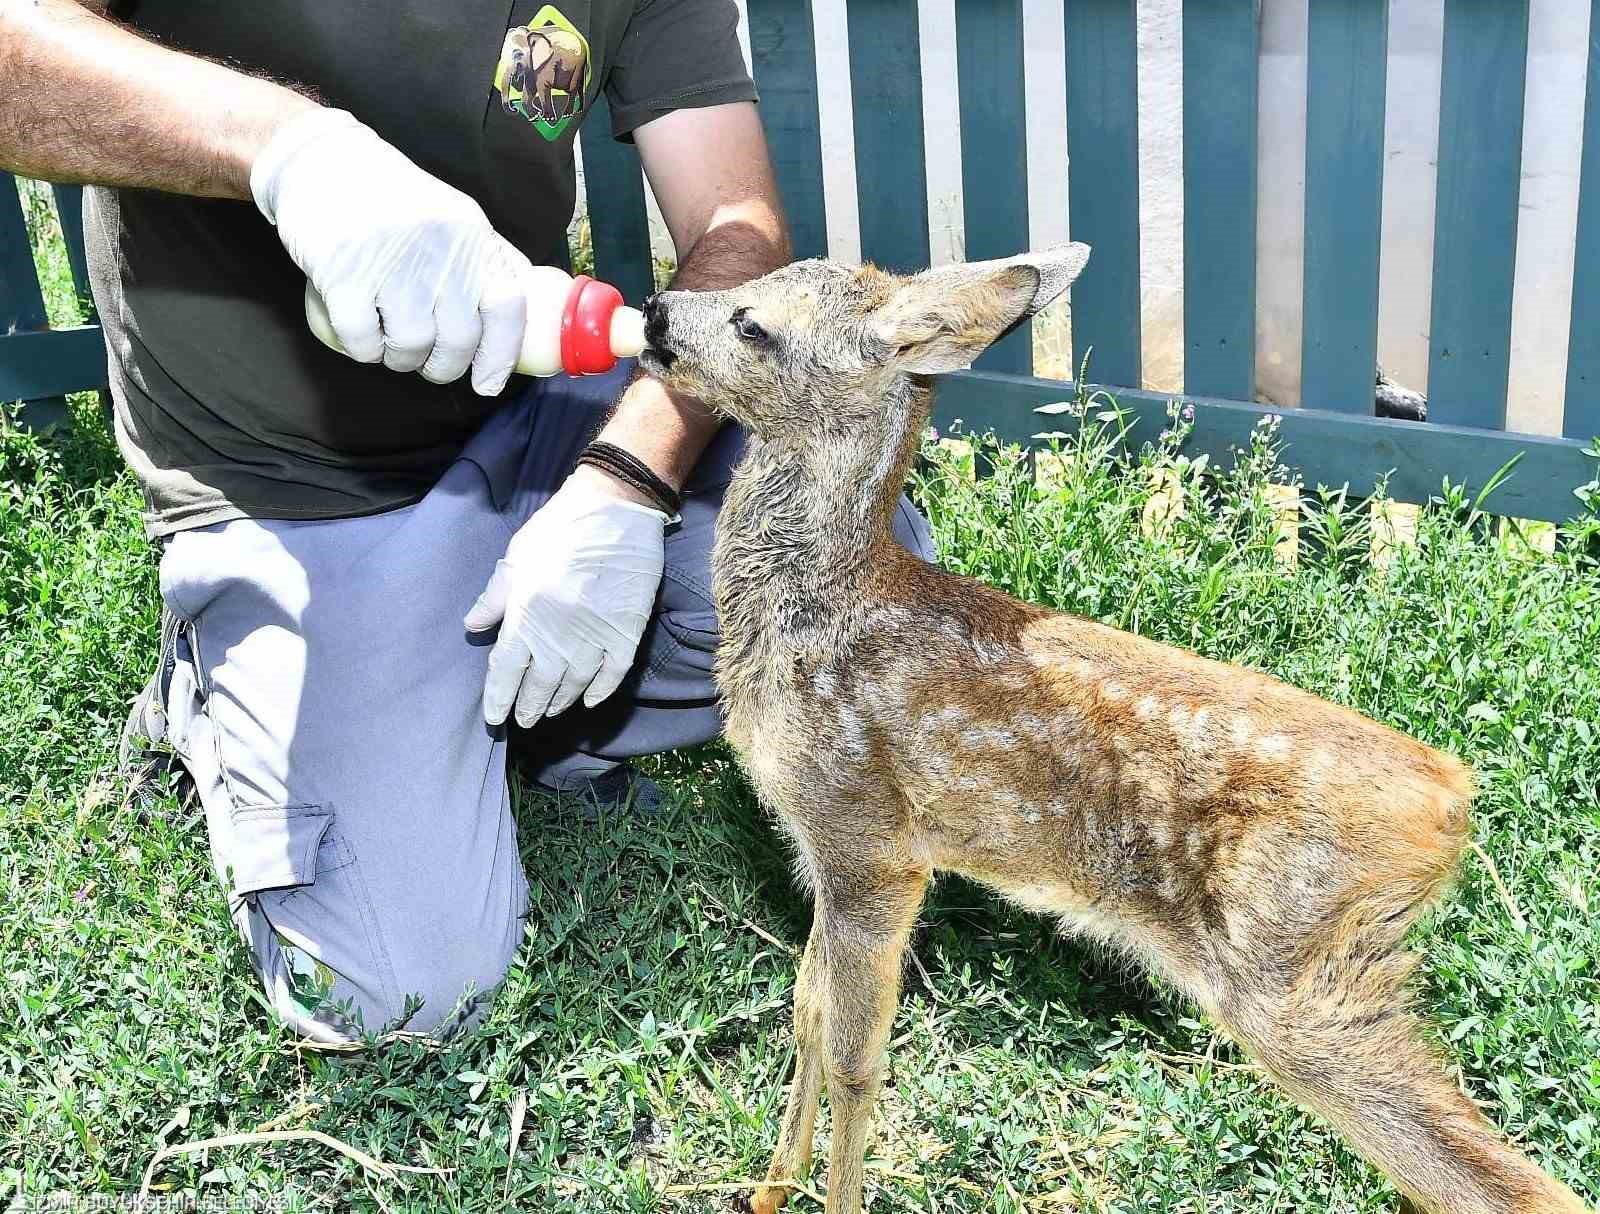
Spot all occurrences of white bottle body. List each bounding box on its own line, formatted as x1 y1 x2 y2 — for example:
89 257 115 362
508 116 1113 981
517 264 574 377
302 268 645 378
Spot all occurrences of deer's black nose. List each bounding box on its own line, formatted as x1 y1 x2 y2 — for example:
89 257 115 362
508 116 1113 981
643 294 669 346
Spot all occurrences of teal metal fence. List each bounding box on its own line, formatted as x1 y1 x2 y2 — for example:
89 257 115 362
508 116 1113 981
1 176 100 432
4 0 1598 522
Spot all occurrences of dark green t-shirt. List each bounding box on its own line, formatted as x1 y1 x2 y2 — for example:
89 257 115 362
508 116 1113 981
85 0 757 537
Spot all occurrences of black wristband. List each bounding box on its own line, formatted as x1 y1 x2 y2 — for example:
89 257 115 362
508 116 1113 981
575 441 683 517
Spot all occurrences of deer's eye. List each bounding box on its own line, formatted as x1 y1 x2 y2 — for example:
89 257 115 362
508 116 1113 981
731 309 772 346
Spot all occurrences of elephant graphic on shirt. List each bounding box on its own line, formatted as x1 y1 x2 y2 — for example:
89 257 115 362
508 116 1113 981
497 20 588 124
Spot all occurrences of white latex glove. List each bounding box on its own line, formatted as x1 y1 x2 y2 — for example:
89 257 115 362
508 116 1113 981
465 471 669 726
250 107 532 396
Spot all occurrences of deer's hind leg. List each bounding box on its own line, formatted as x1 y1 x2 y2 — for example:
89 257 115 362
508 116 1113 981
1211 894 1588 1213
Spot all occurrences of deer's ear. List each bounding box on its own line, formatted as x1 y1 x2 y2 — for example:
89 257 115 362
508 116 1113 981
868 243 1091 375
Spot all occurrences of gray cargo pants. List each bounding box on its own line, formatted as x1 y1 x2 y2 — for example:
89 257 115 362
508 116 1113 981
158 364 934 1041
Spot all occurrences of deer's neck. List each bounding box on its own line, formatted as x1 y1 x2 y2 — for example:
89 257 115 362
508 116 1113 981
711 375 930 689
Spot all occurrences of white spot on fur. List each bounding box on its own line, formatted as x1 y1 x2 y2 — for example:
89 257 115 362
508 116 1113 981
1185 827 1206 859
1256 733 1292 761
959 726 1020 750
1223 903 1254 948
1305 748 1334 783
1016 712 1051 740
1135 695 1160 721
1147 819 1171 852
813 666 837 700
1100 679 1128 700
836 703 868 759
1230 714 1256 747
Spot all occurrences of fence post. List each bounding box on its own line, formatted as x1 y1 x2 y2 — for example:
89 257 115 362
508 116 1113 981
1 172 70 431
51 185 96 321
1565 8 1600 442
748 0 828 261
1301 0 1388 415
1063 0 1143 389
849 0 931 273
956 0 1031 375
1427 0 1528 431
1182 0 1259 401
577 95 657 305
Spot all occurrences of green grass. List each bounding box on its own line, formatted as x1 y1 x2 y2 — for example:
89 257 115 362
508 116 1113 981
4 186 1598 1210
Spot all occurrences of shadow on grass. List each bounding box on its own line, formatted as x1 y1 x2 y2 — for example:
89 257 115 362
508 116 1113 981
511 740 1193 1071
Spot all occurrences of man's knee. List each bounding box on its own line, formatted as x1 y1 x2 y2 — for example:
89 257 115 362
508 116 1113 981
239 851 527 1043
381 921 523 1038
248 905 523 1043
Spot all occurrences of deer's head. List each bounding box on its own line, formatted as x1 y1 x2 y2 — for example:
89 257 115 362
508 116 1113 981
638 244 1091 439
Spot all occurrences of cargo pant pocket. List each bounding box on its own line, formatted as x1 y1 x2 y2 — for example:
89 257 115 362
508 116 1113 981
226 803 337 897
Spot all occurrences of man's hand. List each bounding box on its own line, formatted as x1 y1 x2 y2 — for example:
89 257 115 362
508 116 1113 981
251 110 532 396
464 467 668 727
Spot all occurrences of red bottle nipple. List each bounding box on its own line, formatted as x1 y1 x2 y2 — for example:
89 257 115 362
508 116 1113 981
560 275 625 376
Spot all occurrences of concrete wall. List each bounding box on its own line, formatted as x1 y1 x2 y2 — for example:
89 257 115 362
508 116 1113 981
579 0 1592 437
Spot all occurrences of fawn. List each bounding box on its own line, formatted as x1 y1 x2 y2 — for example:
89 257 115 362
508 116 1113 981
637 246 1589 1214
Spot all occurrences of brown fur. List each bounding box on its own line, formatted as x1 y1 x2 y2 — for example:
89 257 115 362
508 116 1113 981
638 246 1589 1214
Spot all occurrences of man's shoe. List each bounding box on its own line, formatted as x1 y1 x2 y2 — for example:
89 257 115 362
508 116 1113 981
532 764 662 821
117 608 190 802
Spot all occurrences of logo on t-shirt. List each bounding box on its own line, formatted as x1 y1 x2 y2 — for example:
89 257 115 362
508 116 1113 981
493 5 591 142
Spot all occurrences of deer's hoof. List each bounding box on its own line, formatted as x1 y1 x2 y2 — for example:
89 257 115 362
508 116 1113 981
750 1185 790 1214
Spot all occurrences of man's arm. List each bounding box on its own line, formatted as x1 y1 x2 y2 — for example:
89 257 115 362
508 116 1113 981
569 100 791 504
0 0 316 196
2 1 533 393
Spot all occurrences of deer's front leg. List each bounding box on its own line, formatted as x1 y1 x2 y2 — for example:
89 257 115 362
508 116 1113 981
753 921 826 1214
816 869 929 1214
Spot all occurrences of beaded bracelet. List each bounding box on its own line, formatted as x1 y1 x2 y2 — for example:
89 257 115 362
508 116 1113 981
575 440 683 518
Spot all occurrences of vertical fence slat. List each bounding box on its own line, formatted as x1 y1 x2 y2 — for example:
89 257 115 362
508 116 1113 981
1301 0 1387 414
1565 10 1600 441
849 0 930 273
578 96 656 304
749 0 828 260
1182 0 1259 399
1427 0 1528 431
957 0 1031 373
1063 0 1142 387
1 173 49 335
2 172 71 428
50 185 94 319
